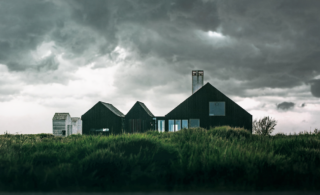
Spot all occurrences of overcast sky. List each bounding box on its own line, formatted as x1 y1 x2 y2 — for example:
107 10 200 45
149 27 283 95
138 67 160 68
1 0 320 135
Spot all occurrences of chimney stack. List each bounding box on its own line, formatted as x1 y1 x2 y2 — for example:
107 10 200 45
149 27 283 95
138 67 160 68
192 70 204 94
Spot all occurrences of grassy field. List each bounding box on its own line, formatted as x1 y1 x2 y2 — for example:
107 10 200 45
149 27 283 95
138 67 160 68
0 126 319 192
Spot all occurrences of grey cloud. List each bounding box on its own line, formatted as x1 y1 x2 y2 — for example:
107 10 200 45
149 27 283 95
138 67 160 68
0 85 21 102
277 102 295 111
309 79 320 97
0 0 65 71
6 54 59 72
110 0 320 97
1 0 320 99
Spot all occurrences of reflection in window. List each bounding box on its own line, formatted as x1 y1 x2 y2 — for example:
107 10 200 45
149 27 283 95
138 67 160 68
182 120 188 129
169 120 175 132
189 119 200 128
158 120 165 133
175 120 181 131
209 102 225 116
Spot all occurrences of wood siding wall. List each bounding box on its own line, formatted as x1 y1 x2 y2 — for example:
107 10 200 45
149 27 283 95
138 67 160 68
125 103 154 133
53 115 72 137
53 120 66 136
165 83 252 133
81 102 124 135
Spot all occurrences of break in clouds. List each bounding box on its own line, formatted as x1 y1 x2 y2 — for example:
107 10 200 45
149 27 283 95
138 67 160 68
1 0 320 134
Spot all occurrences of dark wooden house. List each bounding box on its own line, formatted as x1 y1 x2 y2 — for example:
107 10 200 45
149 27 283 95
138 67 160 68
81 101 125 135
125 101 155 133
164 82 252 133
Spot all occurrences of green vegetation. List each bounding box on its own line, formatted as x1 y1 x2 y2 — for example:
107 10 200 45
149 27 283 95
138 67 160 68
253 116 277 136
0 126 320 192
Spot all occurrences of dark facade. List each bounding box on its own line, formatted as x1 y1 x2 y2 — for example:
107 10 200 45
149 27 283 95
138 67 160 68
125 101 155 133
81 101 125 135
164 83 252 133
80 82 252 134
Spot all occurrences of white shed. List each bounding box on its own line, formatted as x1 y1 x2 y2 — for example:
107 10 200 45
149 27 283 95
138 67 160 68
52 113 72 137
71 117 82 135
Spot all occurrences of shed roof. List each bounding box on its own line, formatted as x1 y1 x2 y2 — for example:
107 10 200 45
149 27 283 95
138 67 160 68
53 113 70 120
100 101 125 117
137 101 154 117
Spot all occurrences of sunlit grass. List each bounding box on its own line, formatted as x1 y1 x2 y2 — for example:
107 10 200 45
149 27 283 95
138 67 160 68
0 126 319 192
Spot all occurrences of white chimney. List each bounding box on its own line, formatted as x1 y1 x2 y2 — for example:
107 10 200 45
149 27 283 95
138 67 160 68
192 70 204 94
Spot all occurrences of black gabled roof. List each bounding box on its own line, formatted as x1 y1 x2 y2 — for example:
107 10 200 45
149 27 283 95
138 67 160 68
165 82 252 116
137 101 154 117
100 101 125 117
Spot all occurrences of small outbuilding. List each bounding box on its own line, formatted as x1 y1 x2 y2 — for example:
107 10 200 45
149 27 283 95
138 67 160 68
71 117 82 135
81 101 125 135
52 113 72 137
125 101 155 133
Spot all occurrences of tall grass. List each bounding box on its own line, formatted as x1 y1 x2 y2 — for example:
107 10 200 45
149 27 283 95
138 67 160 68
0 126 319 192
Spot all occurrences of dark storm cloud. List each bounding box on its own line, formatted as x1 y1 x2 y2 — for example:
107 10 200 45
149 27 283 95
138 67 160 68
0 0 65 72
309 79 320 97
1 0 320 98
277 102 295 111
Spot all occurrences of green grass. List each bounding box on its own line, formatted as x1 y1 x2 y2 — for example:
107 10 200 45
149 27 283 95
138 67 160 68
0 126 320 192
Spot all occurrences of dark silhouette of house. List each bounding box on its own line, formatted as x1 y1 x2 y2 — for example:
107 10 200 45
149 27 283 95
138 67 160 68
125 101 155 133
79 70 252 135
81 101 125 135
163 82 252 133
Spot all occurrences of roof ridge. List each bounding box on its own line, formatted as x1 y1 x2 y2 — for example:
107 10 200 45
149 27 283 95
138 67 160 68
165 82 251 116
100 102 125 117
136 101 154 117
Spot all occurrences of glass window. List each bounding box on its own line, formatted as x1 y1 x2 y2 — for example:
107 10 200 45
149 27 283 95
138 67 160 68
189 119 200 128
182 120 188 129
175 120 181 131
158 120 165 133
209 102 225 116
169 120 175 132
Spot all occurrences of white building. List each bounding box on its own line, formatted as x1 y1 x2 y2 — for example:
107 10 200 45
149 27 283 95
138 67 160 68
53 113 82 137
71 117 82 135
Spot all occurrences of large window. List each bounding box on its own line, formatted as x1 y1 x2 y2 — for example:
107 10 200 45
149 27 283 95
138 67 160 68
169 120 175 132
158 120 165 133
175 120 181 131
189 119 200 128
209 102 225 116
182 120 188 129
169 120 182 131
